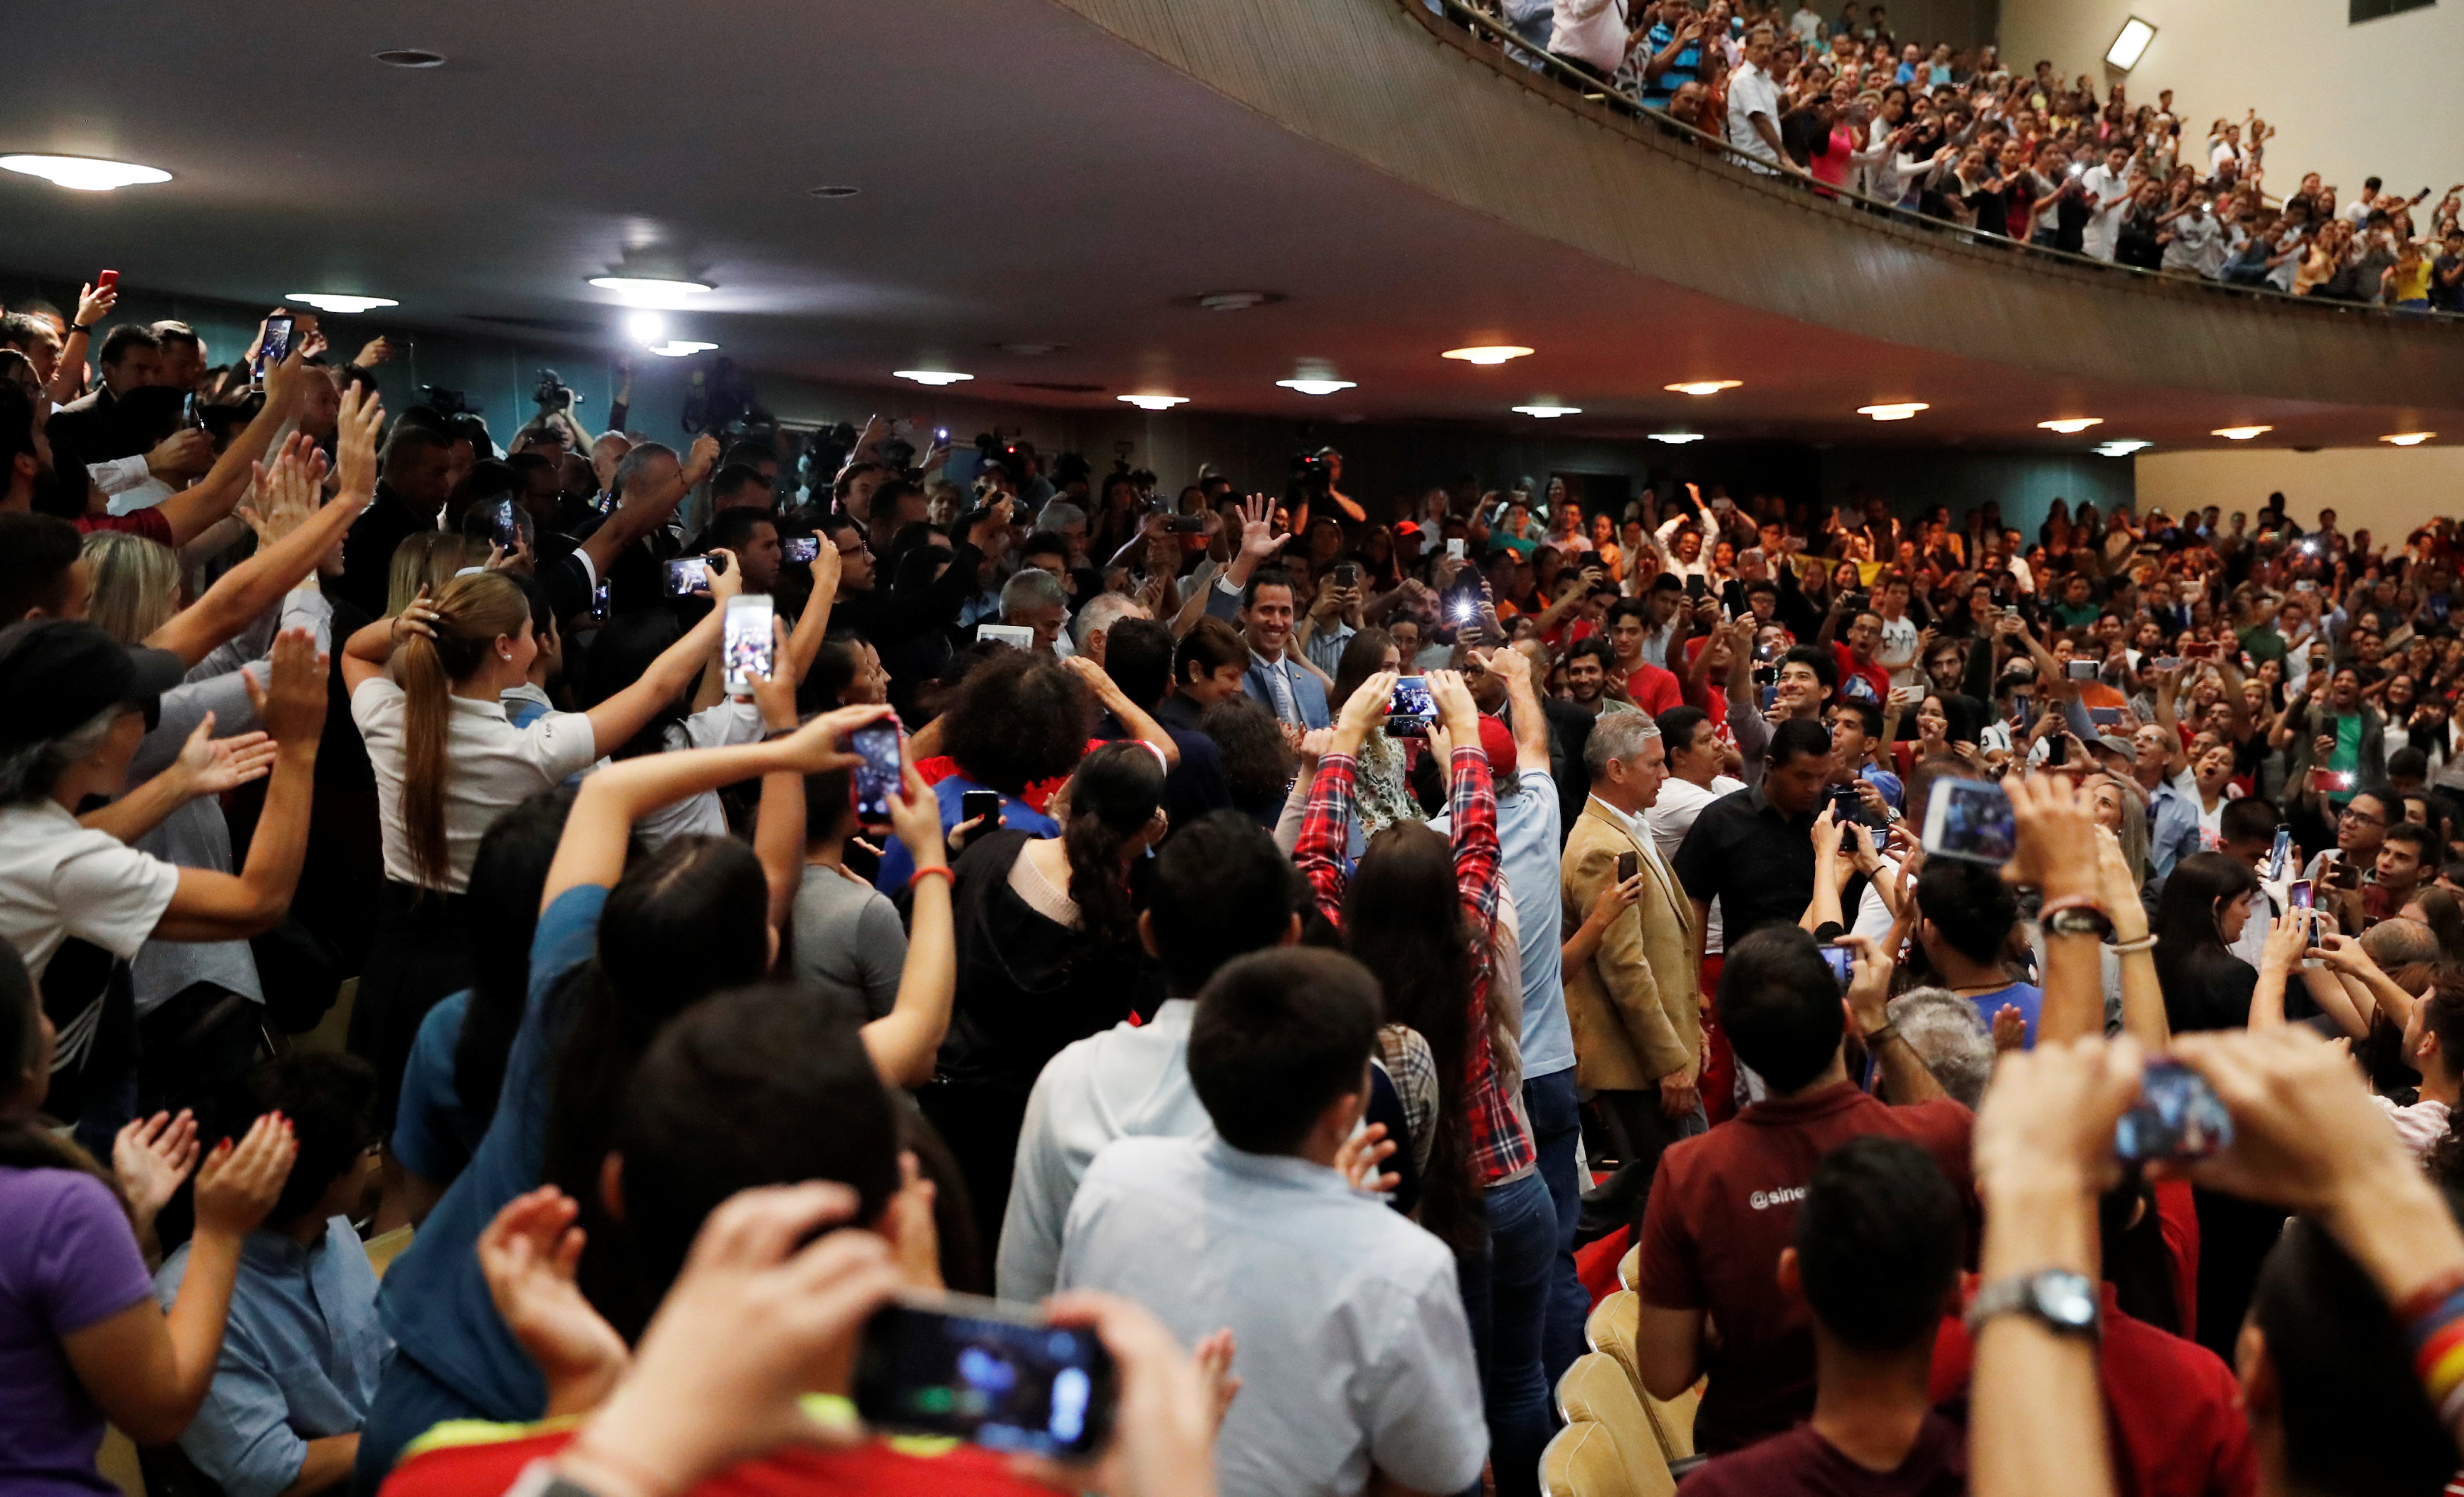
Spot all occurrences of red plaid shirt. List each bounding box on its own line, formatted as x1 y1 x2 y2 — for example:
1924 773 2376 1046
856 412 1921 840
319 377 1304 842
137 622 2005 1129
1295 746 1533 1184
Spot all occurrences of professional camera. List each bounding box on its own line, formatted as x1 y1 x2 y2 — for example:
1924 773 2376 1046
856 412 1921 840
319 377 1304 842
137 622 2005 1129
681 357 774 445
1293 446 1338 491
532 369 580 411
420 384 482 418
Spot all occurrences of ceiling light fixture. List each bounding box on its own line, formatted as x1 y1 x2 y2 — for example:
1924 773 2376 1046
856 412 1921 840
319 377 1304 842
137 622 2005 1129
625 312 667 346
372 49 447 68
2382 432 2436 446
807 184 860 199
588 276 714 305
1276 378 1357 396
1665 380 1742 396
647 341 717 358
1858 402 1929 421
285 292 398 313
1196 292 1271 312
893 370 974 386
1511 404 1580 418
2037 417 2104 434
0 154 172 191
2104 16 2156 71
2094 439 2152 457
1444 346 1534 365
1649 433 1706 444
2211 425 2271 440
1118 394 1189 411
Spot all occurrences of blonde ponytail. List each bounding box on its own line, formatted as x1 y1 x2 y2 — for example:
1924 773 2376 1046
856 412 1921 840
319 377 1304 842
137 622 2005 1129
397 571 532 889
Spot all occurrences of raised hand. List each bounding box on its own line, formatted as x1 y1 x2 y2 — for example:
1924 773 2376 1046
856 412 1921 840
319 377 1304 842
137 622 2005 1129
886 757 949 867
1335 1122 1402 1196
113 1109 200 1225
244 629 329 749
191 1112 298 1239
334 383 384 503
144 428 215 482
771 703 894 776
1336 669 1400 739
1426 669 1481 740
1236 493 1290 565
172 714 278 798
1991 1004 2028 1054
75 280 120 331
479 1186 632 1416
704 546 743 606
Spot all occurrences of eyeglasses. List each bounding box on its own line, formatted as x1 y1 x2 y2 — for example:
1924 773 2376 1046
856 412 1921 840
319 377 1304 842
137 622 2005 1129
2340 808 2384 826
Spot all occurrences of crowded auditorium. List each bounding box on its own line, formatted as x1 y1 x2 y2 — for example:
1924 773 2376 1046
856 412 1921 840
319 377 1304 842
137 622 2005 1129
5 0 2464 1495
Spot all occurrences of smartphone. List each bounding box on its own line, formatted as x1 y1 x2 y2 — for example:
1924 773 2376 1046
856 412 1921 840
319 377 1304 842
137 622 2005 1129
2114 1059 2234 1162
483 498 522 549
97 268 119 289
1821 944 1857 994
936 427 950 442
853 1291 1115 1458
976 622 1036 650
1333 563 1360 589
2318 769 2356 792
1164 514 1207 534
664 556 712 595
722 595 775 694
588 577 612 625
1386 675 1436 738
1922 777 2017 865
2009 691 2032 724
848 722 902 822
2152 656 2182 672
1616 850 1640 884
2325 857 2363 891
2066 658 2099 681
258 314 295 375
1446 538 1467 561
962 789 1004 828
2186 641 2220 663
783 534 821 564
2088 707 2123 729
1759 684 1779 710
2264 825 2292 882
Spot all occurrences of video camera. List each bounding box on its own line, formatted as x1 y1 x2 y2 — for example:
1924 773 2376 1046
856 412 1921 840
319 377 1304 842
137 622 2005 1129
533 369 580 412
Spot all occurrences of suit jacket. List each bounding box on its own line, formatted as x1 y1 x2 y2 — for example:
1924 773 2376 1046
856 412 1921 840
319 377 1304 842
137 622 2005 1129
1559 800 1699 1091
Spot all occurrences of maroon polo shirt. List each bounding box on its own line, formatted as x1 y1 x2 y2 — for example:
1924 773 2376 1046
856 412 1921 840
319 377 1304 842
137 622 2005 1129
1676 1411 1966 1497
1637 1080 1975 1455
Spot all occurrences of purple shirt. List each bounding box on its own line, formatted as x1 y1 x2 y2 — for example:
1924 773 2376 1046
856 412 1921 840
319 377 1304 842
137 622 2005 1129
0 1167 156 1494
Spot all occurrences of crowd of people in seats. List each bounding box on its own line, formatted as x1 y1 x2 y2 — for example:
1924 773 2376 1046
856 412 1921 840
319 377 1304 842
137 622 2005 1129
10 282 2464 1497
1450 0 2464 308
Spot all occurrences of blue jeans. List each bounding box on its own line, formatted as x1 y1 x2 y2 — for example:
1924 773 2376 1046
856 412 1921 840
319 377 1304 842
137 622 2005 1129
1466 1172 1557 1497
1523 1070 1589 1385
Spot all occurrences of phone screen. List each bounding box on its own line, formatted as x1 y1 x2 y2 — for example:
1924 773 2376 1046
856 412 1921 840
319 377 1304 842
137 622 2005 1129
1923 777 2017 865
665 557 711 596
1387 676 1436 738
2066 658 2099 680
722 596 774 693
1821 944 1856 993
848 722 902 822
2114 1060 2234 1162
486 499 522 549
1616 851 1640 884
589 578 612 625
976 623 1036 650
1446 538 1466 560
2265 827 2292 882
258 315 294 377
2285 879 2313 911
783 535 821 564
962 789 1003 828
854 1295 1115 1458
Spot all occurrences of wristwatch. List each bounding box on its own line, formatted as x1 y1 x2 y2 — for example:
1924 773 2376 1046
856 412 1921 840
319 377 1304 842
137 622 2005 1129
503 1461 608 1497
1966 1270 2101 1341
2039 898 2113 940
68 322 94 337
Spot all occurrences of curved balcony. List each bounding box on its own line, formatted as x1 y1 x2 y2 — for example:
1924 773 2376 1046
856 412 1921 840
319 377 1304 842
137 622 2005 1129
1048 0 2464 445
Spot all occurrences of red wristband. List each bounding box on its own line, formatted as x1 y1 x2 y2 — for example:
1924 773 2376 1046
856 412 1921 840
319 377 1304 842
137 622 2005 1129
907 865 953 891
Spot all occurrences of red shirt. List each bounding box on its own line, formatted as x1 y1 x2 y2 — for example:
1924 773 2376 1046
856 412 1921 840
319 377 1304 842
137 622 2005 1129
1614 660 1685 718
379 1424 1052 1497
1636 1082 1975 1454
1929 1280 2256 1497
76 507 173 544
1830 643 1890 709
1676 1411 1966 1496
914 739 1107 816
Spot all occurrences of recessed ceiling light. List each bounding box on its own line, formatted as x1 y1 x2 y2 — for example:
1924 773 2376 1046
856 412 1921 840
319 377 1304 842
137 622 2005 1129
1195 291 1272 312
2211 425 2271 440
1858 402 1929 420
1511 404 1580 418
2104 16 2156 71
372 49 447 68
286 293 398 313
647 341 717 358
625 312 667 346
893 370 973 386
2038 417 2103 434
0 154 172 191
1119 394 1189 411
2382 432 2436 446
1445 346 1535 365
588 276 715 306
807 184 860 199
1276 378 1357 396
1665 380 1742 396
1648 432 1706 444
2094 439 2152 457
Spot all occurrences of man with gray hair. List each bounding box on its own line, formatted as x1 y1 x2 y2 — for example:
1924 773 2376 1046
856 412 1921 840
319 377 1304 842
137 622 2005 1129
1561 708 1703 1232
1032 499 1090 568
1073 590 1149 667
1000 566 1072 658
1879 989 1995 1108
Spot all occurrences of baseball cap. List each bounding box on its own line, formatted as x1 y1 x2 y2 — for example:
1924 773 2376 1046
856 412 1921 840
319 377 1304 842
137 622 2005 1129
1393 520 1422 539
0 620 186 748
2094 733 2138 760
1476 714 1519 772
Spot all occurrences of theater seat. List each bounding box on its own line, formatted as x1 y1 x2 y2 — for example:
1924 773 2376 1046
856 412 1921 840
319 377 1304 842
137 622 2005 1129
1618 1240 1639 1292
1583 1289 1702 1465
1538 1420 1625 1497
1553 1353 1677 1497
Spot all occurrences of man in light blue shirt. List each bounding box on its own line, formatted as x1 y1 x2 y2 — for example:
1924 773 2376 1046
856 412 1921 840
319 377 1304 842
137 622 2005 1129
1060 948 1485 1497
154 1055 390 1497
1204 564 1331 729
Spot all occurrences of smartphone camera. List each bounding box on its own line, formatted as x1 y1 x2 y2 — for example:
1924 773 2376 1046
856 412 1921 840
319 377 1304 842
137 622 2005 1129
2066 658 2100 681
1386 675 1436 738
1333 563 1360 589
1922 777 2017 865
2114 1059 2233 1162
1821 944 1856 994
1616 850 1640 884
855 1294 1116 1458
961 789 1003 829
722 596 775 694
257 315 295 378
665 556 712 596
588 578 612 625
783 535 822 564
848 722 902 822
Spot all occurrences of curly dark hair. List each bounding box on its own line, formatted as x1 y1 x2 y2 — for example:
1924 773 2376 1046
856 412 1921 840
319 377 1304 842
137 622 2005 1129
939 649 1095 794
1199 697 1297 818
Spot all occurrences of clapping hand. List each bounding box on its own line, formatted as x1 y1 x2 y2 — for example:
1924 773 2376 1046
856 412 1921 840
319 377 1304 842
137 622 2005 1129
479 1186 632 1417
113 1109 199 1227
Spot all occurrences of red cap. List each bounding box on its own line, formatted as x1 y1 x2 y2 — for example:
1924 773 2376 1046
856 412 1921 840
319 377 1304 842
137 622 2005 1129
1476 714 1518 772
1394 520 1422 538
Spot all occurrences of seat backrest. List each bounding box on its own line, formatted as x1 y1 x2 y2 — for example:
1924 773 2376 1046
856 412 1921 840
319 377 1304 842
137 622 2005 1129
1618 1240 1640 1292
1554 1353 1677 1497
1540 1420 1630 1497
364 1224 414 1279
1583 1286 1702 1464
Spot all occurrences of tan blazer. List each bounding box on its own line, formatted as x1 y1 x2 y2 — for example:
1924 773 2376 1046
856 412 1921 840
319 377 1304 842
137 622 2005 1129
1559 799 1700 1092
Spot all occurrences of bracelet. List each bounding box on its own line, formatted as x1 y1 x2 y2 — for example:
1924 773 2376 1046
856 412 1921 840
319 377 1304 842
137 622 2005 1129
761 726 799 742
2108 932 2158 954
1861 1022 1899 1049
2037 894 2108 922
2408 1273 2464 1426
68 322 94 336
907 865 954 891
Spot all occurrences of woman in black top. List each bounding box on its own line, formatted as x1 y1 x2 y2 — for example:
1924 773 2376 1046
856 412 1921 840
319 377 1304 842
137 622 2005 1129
2152 852 2261 1032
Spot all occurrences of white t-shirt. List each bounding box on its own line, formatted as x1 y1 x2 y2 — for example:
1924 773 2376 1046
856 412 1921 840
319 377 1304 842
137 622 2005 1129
2078 164 2132 261
1789 6 1823 39
0 800 183 981
1877 613 1921 688
1726 63 1784 169
1647 774 1745 953
352 677 601 892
